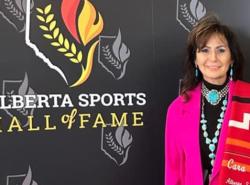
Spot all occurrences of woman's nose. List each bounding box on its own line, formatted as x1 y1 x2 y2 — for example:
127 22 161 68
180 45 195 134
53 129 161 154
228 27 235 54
209 51 217 62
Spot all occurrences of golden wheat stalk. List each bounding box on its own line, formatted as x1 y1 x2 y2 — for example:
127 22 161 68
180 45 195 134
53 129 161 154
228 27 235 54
36 4 83 64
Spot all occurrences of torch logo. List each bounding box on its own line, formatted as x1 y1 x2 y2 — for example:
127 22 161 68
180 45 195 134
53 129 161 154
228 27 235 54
0 0 34 32
101 125 133 166
176 0 207 31
26 0 104 87
2 73 37 127
6 166 38 185
99 30 131 80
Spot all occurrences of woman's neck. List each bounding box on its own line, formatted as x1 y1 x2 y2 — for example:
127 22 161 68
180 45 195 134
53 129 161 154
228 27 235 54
203 78 228 90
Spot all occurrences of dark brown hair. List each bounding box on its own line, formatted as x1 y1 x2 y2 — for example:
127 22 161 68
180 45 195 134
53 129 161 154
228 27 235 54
181 14 244 101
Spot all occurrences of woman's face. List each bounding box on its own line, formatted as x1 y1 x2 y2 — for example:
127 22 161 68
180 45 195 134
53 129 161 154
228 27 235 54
195 33 232 85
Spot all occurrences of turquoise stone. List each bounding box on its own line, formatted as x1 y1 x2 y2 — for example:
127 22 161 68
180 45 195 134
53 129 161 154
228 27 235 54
202 124 207 130
200 119 207 124
200 91 228 167
223 99 227 105
212 138 218 143
217 118 223 123
221 107 226 111
209 153 215 159
206 138 211 144
203 132 208 137
215 130 219 136
209 144 215 152
208 90 219 104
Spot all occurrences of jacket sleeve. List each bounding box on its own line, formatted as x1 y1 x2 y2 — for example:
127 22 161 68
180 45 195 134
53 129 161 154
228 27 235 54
165 99 184 185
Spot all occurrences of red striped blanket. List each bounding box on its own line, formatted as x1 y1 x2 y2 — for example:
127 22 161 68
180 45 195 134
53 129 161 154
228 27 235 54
219 80 250 185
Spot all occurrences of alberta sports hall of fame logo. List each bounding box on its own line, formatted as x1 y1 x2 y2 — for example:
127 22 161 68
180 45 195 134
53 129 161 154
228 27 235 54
176 0 207 32
176 0 207 91
0 0 131 86
0 0 149 180
25 0 131 87
6 166 38 185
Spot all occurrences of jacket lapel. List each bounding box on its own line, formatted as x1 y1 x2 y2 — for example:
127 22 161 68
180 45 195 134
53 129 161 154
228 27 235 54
183 84 204 184
210 81 235 182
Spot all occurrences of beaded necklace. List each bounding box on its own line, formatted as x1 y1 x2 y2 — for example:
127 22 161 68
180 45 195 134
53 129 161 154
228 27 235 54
201 82 229 167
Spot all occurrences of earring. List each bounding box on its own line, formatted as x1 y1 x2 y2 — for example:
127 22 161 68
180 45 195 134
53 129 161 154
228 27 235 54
230 64 233 81
195 66 198 78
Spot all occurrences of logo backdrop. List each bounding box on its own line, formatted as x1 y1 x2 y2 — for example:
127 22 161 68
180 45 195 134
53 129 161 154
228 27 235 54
0 0 250 185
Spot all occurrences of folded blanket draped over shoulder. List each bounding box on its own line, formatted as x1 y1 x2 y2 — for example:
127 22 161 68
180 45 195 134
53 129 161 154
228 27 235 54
219 80 250 184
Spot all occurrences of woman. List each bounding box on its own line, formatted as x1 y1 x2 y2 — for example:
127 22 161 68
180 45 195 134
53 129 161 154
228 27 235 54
165 15 244 185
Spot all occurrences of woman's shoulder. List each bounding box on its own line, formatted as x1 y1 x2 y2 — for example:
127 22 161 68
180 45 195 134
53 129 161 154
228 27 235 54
235 80 250 86
233 80 250 97
167 85 200 115
167 95 185 114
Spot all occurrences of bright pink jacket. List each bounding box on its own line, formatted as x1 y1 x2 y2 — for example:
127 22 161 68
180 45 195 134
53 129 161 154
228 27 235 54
165 81 235 185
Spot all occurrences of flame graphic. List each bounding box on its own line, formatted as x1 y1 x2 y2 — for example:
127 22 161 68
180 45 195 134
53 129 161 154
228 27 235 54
190 0 206 20
22 166 38 185
70 40 99 87
61 0 81 43
60 0 104 87
61 0 104 45
78 0 104 45
15 0 34 13
115 127 133 148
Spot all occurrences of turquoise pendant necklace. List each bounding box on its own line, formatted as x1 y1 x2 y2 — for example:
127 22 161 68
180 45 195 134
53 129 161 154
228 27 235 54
202 83 228 105
201 82 228 167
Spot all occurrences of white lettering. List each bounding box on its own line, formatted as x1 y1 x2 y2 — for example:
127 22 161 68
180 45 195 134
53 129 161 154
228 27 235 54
227 159 246 172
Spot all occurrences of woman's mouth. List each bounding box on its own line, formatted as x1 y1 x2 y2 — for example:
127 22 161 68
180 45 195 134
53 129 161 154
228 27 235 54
206 65 221 70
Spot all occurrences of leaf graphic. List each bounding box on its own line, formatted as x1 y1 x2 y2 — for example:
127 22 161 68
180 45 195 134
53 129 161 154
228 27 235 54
36 8 44 14
53 28 59 38
43 34 53 39
58 48 67 52
36 15 45 22
70 58 79 63
51 42 60 46
65 53 74 57
39 25 49 31
46 14 54 23
77 51 83 62
64 39 70 50
58 33 64 45
71 43 77 54
49 20 56 31
37 4 85 69
44 4 52 15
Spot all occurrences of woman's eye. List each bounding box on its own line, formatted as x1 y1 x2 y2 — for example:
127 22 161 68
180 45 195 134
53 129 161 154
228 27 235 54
218 48 225 53
200 48 209 53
